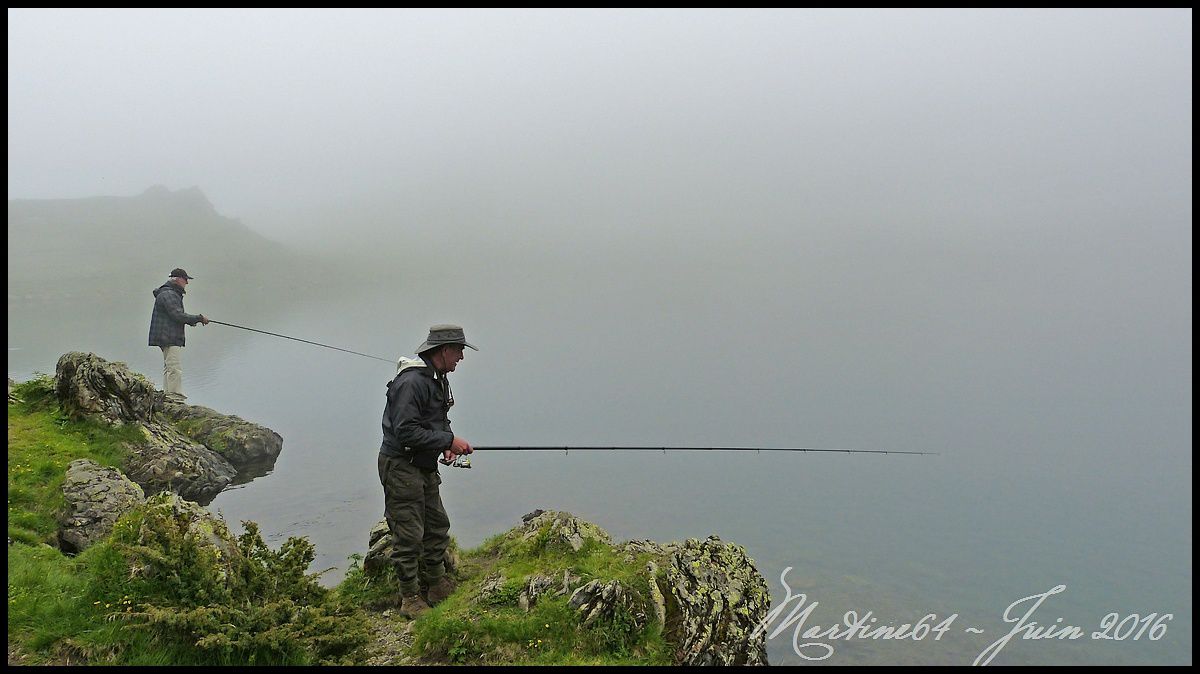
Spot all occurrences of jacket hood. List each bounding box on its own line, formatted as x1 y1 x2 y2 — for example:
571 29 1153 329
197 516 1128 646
153 281 183 297
396 355 430 374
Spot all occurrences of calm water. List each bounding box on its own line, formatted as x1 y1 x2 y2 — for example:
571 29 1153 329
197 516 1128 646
8 286 1191 666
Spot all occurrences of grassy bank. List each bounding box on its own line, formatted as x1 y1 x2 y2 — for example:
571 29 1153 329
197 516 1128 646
7 377 367 665
339 523 671 665
7 375 139 546
7 376 671 666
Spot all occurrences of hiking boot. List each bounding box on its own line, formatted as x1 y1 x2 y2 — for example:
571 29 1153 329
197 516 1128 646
399 593 431 618
425 576 457 606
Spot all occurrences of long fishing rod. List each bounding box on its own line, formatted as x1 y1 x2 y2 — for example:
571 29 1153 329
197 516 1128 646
475 446 936 455
208 321 940 462
439 445 938 467
208 320 395 363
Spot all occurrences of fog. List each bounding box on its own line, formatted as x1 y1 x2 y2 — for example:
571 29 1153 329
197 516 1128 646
7 9 1192 663
11 7 1189 451
9 10 1190 246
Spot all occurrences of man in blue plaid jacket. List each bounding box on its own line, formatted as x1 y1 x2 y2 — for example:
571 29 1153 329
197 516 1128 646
148 268 208 397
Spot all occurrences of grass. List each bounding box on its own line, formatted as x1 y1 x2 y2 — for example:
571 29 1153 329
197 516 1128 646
172 417 230 457
334 521 675 665
7 375 369 665
399 523 672 665
9 373 675 666
7 375 143 545
7 541 191 665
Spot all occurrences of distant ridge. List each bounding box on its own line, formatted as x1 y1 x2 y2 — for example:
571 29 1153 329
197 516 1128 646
7 186 298 299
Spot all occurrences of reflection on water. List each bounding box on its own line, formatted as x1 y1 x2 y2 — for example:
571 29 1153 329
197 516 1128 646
227 459 277 486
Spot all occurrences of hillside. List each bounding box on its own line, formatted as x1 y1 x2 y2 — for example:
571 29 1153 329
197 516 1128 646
7 186 333 301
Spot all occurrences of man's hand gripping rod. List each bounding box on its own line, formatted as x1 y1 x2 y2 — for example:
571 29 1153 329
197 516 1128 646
439 455 472 468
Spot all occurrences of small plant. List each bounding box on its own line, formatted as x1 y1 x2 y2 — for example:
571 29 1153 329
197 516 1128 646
9 372 57 408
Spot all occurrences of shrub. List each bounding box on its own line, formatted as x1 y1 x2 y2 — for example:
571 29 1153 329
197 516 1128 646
84 497 370 665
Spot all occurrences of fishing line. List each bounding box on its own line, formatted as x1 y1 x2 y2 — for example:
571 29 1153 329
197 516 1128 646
209 321 939 458
209 320 394 363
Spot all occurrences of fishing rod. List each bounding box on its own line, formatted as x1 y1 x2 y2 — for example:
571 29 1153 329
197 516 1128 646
440 445 938 467
208 320 395 363
207 321 939 464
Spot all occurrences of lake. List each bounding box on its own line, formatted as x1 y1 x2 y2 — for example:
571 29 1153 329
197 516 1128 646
7 279 1191 666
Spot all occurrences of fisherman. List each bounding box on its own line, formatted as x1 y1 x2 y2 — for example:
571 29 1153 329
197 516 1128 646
378 324 477 617
147 268 208 398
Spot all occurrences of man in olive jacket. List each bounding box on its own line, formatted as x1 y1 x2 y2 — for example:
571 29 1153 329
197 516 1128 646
147 268 208 396
379 324 476 617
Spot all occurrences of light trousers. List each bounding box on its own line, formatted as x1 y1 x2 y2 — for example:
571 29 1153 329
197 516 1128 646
160 345 184 395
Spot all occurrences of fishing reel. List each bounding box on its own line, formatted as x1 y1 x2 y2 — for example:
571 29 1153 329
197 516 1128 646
439 454 472 469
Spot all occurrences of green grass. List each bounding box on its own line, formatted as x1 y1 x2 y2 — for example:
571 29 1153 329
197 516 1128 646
7 375 369 665
8 375 143 545
9 374 674 666
7 541 198 665
334 521 674 665
172 418 231 457
398 523 672 665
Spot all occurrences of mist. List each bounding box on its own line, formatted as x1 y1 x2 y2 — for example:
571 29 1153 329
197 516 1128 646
7 9 1192 664
9 3 1193 513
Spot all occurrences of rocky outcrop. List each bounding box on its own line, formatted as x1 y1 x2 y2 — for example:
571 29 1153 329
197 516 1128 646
516 512 768 666
55 352 159 423
569 579 648 629
122 423 237 504
519 570 579 611
366 509 769 665
158 398 283 467
653 536 770 666
48 352 281 504
57 459 146 553
515 508 613 551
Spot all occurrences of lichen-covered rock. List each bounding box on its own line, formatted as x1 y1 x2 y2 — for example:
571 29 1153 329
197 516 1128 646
656 535 769 666
57 459 146 553
47 352 284 504
514 509 613 552
157 398 283 468
122 422 237 505
374 510 769 665
55 352 160 423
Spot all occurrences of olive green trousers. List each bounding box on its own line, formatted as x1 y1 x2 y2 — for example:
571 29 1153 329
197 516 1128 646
377 453 450 596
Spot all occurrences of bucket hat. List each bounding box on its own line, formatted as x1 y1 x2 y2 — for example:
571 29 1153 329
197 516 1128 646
416 324 478 354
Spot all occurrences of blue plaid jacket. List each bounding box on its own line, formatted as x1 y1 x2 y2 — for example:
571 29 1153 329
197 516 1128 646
148 282 201 347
